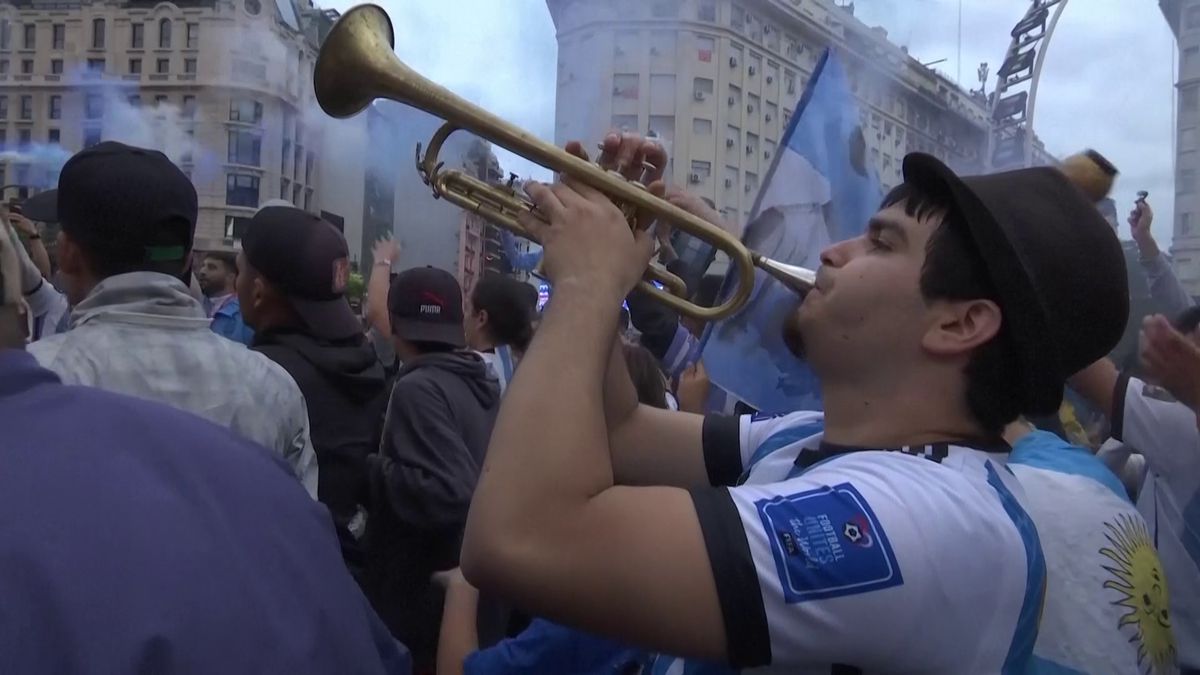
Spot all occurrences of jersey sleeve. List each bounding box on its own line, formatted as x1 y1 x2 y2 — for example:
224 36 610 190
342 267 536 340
1114 374 1200 481
688 453 1033 670
701 412 823 487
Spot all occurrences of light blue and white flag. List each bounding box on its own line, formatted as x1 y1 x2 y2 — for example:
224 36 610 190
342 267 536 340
700 49 882 415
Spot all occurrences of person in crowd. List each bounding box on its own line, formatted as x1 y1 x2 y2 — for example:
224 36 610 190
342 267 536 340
364 266 501 673
1005 419 1178 673
366 236 402 371
1071 309 1200 672
26 142 317 497
1130 198 1193 318
465 274 535 394
197 250 254 346
2 213 68 342
0 208 410 675
236 206 390 576
461 133 1130 671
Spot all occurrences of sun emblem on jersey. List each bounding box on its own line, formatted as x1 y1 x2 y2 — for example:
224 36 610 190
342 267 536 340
1099 513 1176 674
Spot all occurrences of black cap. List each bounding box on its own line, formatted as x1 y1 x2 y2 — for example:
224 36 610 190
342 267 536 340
19 189 57 223
57 142 197 264
388 266 465 348
902 153 1129 416
241 206 362 341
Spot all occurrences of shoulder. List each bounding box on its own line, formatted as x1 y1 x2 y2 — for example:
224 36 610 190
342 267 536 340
27 331 99 381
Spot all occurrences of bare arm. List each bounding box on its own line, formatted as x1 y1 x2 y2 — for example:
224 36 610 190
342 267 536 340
462 179 727 662
7 214 50 280
365 238 399 336
435 570 478 675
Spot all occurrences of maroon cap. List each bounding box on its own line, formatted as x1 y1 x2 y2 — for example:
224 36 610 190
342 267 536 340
241 206 361 341
387 266 465 348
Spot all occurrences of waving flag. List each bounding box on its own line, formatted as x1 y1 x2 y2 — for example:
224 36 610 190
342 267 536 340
700 49 882 415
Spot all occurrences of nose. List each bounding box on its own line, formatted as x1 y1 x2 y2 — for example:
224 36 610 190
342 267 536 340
819 238 855 269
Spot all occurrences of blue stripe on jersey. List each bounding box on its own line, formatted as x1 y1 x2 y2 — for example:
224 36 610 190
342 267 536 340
1009 431 1129 503
1184 494 1200 570
986 462 1047 674
497 345 516 385
647 653 736 675
663 326 699 382
744 422 825 474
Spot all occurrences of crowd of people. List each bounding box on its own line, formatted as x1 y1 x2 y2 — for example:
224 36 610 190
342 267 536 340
0 134 1197 675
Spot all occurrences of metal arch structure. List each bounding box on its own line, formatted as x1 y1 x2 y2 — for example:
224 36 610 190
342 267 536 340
987 0 1070 170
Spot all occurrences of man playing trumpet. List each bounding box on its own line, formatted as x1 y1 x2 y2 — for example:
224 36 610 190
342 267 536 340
460 133 1130 672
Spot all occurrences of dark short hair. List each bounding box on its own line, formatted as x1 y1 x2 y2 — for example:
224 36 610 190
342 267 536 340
881 182 1023 435
203 251 238 274
409 340 458 354
1174 305 1200 334
622 342 668 409
471 274 535 353
692 274 725 309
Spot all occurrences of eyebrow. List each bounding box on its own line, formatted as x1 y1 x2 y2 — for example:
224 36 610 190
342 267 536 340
868 216 909 246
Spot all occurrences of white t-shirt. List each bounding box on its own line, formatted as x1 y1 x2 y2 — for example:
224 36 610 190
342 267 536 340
1115 374 1200 668
477 345 517 395
652 411 1044 673
1010 430 1180 674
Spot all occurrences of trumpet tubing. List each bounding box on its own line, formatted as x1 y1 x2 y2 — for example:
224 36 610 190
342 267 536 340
315 4 813 321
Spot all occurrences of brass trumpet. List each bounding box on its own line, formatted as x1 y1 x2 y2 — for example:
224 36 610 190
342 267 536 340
314 4 815 321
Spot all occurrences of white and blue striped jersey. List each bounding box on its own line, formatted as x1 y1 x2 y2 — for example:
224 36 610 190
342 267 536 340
654 411 1045 674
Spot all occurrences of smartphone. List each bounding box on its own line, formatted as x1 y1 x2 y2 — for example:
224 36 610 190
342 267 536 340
1136 191 1149 204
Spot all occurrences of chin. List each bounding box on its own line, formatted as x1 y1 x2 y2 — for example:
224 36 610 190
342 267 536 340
781 306 807 359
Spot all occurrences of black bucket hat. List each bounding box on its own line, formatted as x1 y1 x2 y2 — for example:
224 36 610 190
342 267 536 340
902 153 1129 416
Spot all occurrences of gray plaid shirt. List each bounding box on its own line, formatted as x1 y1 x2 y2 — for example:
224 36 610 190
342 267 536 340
29 273 318 497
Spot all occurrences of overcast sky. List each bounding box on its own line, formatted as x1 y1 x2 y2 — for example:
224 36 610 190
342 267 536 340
325 0 1179 243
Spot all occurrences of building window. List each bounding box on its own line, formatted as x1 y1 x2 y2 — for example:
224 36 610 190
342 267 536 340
281 139 291 175
732 5 746 30
20 59 32 75
306 152 314 182
698 2 716 21
229 98 263 123
154 94 168 108
693 118 713 134
128 94 140 107
50 59 62 74
157 58 169 74
85 94 103 119
1181 212 1193 236
48 95 61 119
0 129 6 150
1184 86 1199 113
612 114 639 132
304 188 312 211
650 1 675 18
0 60 7 75
186 23 199 49
131 23 144 48
129 58 142 74
19 95 31 120
0 97 7 119
92 19 105 49
183 95 196 118
48 128 60 144
280 177 290 199
226 174 260 207
184 58 196 74
17 129 30 149
83 127 102 148
1188 5 1200 29
182 129 194 162
52 24 64 50
228 129 262 166
696 34 716 63
1181 168 1196 194
86 58 105 73
158 19 172 49
690 160 712 183
224 215 252 241
1188 46 1200 69
0 20 9 50
232 58 266 82
613 73 639 100
23 24 35 50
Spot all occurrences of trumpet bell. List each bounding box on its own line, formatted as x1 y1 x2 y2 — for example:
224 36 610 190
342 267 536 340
314 5 400 119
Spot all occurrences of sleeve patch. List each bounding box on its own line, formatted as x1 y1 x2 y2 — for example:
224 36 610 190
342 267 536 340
756 482 903 603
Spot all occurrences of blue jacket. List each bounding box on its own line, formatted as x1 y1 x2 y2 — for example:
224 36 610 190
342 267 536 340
0 349 409 674
210 296 255 346
465 619 644 675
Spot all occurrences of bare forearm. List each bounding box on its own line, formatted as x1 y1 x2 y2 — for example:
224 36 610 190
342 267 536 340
365 264 391 335
436 583 479 675
25 239 50 279
1069 358 1120 421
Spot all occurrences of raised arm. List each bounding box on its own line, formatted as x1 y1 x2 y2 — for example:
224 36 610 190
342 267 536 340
365 238 399 337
